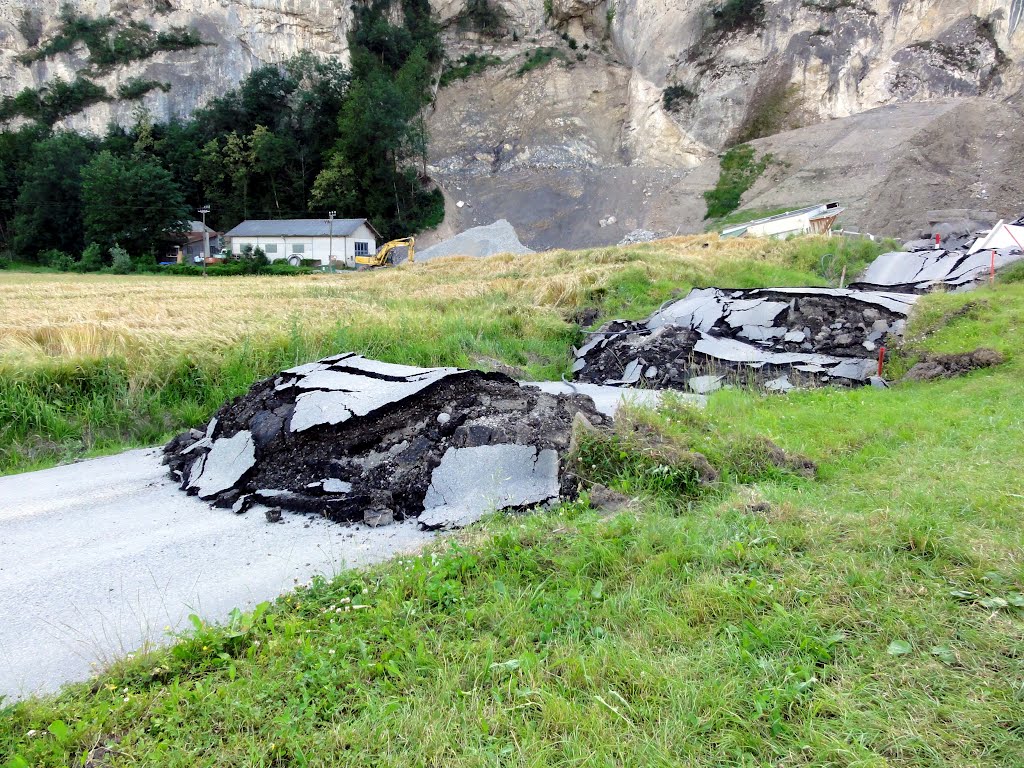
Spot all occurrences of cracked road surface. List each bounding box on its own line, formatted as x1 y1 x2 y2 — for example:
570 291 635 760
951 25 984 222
0 448 433 701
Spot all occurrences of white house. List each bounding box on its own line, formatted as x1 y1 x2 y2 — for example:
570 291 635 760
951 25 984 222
721 202 844 239
223 218 381 267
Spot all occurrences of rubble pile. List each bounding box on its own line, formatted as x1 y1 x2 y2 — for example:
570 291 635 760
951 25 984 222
853 217 1024 292
164 354 607 529
618 229 661 246
417 220 535 262
572 287 917 392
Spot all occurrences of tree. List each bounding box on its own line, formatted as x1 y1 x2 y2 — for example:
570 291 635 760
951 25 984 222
313 46 442 238
0 125 47 253
249 125 290 213
12 131 94 259
81 150 190 255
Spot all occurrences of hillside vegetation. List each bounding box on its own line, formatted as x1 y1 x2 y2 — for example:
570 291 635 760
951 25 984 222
1 238 1023 766
0 235 882 474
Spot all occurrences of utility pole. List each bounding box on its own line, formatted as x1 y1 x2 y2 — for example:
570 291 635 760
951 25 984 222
199 205 211 278
328 210 336 273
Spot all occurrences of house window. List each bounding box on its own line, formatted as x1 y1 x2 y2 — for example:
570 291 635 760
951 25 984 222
354 241 369 257
239 243 253 253
264 244 278 255
291 244 305 255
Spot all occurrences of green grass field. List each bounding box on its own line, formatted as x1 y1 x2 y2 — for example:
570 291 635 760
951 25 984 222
2 239 1022 767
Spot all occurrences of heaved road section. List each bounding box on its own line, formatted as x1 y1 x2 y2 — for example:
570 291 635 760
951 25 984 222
0 449 433 701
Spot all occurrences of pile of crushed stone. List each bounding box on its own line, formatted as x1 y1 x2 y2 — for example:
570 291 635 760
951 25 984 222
572 287 917 392
164 354 608 529
618 229 661 246
417 219 534 262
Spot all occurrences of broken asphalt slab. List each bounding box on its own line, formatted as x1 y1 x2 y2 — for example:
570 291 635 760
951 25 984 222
165 355 680 530
853 217 1024 292
573 287 917 391
0 449 433 701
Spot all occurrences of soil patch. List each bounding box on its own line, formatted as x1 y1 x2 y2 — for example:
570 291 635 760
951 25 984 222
902 348 1005 381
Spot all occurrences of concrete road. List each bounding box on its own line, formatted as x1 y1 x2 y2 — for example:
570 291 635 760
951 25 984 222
0 449 434 701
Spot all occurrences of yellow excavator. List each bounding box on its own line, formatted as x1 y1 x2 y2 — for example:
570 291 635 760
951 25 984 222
355 236 415 268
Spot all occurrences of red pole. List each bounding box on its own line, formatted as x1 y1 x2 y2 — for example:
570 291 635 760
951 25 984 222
934 233 941 249
877 346 886 377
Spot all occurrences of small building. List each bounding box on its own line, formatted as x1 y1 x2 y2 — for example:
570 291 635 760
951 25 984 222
721 202 844 239
182 220 223 263
223 218 380 268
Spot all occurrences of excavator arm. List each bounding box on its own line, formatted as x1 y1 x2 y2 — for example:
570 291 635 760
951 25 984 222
355 236 415 268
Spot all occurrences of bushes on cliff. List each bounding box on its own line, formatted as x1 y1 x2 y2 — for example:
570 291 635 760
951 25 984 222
711 0 766 34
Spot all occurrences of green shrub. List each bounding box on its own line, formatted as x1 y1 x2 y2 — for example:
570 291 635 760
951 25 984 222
117 78 171 101
79 242 105 272
439 53 503 87
516 47 565 77
0 77 109 125
17 6 204 70
711 0 766 34
703 144 770 220
41 249 74 272
663 83 697 111
110 244 133 274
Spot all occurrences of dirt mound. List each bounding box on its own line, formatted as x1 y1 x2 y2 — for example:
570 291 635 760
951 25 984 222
164 354 606 529
902 348 1005 381
573 287 917 391
416 220 534 262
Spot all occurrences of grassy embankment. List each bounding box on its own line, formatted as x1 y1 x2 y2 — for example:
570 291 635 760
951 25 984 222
2 240 1023 765
0 235 881 474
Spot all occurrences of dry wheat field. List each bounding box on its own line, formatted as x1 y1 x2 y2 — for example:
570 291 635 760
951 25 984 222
0 236 806 369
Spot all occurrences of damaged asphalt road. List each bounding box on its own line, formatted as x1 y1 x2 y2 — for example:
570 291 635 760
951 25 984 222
164 354 673 530
854 216 1024 292
573 287 917 392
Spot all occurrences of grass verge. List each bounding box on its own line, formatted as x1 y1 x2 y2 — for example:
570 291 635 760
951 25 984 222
2 282 1022 766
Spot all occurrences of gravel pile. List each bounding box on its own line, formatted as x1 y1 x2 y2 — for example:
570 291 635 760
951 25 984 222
618 229 661 245
417 220 535 262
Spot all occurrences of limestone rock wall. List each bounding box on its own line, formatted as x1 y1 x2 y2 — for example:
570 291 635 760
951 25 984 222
0 0 352 132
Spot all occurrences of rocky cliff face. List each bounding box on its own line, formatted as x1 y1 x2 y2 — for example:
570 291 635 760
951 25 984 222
2 0 1023 242
0 0 352 132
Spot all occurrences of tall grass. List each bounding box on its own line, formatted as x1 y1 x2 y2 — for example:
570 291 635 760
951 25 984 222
0 235 888 473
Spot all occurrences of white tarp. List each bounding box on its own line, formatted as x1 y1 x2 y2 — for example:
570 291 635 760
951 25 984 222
968 220 1024 254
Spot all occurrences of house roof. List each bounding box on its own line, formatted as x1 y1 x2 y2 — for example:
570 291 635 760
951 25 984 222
223 219 380 239
185 230 221 244
190 220 217 234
